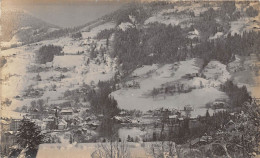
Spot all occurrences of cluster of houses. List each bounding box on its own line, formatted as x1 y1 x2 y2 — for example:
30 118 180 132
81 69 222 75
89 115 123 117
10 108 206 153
1 99 248 156
0 106 101 156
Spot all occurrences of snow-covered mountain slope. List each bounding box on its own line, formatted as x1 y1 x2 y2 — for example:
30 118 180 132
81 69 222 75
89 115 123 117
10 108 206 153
0 1 259 119
0 20 117 118
1 10 60 47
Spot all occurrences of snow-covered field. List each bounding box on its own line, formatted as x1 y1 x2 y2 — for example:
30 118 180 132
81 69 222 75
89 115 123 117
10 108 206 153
111 59 228 117
0 45 39 118
230 16 260 35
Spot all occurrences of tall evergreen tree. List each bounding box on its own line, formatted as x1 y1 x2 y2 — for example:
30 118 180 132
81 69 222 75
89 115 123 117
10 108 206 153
16 119 44 157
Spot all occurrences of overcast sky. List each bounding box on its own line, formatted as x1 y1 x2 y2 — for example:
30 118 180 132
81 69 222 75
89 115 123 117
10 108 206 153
2 1 124 27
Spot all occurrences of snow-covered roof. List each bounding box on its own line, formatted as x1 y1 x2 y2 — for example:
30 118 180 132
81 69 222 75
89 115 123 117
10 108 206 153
227 120 235 125
169 115 178 119
58 119 67 126
178 118 184 121
191 138 206 146
188 29 200 39
60 109 73 113
114 116 122 120
53 55 84 68
4 131 14 135
87 121 99 126
43 118 55 122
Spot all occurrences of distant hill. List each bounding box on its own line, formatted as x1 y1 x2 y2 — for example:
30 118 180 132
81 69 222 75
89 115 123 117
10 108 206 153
1 10 60 44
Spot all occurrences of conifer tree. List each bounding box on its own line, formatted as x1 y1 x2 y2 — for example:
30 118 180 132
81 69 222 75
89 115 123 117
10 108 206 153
16 119 44 157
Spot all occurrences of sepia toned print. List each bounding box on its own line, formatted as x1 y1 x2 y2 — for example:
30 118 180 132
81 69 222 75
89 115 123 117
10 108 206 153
0 0 259 157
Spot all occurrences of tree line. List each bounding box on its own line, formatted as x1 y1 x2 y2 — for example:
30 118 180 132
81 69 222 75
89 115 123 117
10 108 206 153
191 31 260 65
112 23 188 75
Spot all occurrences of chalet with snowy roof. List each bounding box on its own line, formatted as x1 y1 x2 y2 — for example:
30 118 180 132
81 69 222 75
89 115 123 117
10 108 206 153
168 114 178 124
28 108 42 120
60 109 73 120
142 112 154 119
43 117 58 130
86 121 100 130
58 119 67 130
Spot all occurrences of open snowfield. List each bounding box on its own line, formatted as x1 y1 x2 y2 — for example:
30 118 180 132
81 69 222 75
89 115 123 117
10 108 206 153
53 55 85 68
111 59 228 117
230 16 260 35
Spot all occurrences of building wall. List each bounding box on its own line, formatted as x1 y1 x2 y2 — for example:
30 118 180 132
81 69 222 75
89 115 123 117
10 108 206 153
10 120 21 131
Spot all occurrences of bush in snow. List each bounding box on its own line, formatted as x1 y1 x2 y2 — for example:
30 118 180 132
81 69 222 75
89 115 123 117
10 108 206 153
71 32 82 39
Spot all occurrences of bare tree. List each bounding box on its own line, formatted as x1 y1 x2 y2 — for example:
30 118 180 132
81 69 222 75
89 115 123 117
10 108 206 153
92 140 130 158
150 141 177 158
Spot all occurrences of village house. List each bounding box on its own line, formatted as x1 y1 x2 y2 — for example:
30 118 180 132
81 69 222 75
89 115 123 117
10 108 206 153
168 114 178 124
43 117 57 130
10 119 22 131
58 119 67 130
28 108 42 120
86 121 100 130
60 109 73 120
